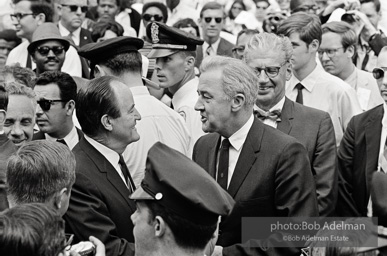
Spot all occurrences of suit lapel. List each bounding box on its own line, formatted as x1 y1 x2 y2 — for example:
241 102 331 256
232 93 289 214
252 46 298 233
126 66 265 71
227 118 262 197
277 97 294 134
364 106 383 196
79 138 134 210
207 135 221 178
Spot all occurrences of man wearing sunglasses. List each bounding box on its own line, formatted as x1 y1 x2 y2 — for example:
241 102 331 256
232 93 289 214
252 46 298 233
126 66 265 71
7 1 82 77
196 2 234 68
58 0 92 48
27 23 69 76
337 46 387 218
245 32 337 217
32 71 82 150
319 21 383 111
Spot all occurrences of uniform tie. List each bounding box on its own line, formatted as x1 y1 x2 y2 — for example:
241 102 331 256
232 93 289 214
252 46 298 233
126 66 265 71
217 139 230 190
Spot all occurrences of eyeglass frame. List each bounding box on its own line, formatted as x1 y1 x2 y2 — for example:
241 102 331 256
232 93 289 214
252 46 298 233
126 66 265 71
37 99 67 111
203 17 223 23
232 45 245 56
291 4 319 14
253 61 288 79
317 46 345 58
372 67 387 80
61 5 88 13
142 13 164 22
10 13 35 21
35 46 66 56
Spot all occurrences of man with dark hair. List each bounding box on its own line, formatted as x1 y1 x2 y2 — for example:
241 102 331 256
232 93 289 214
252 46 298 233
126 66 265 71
195 2 234 67
320 21 383 111
147 22 204 151
64 76 141 256
78 36 190 188
277 12 362 147
57 0 93 47
7 0 82 77
193 56 318 256
0 85 16 211
232 29 259 59
33 71 81 149
3 82 36 148
6 140 75 216
0 30 21 69
27 22 70 75
131 142 234 256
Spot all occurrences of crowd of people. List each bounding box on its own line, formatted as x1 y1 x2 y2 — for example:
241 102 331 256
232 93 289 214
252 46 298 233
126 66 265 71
1 0 387 255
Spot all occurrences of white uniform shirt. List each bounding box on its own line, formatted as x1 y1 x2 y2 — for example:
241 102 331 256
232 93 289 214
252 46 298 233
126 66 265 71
123 86 191 188
287 64 362 147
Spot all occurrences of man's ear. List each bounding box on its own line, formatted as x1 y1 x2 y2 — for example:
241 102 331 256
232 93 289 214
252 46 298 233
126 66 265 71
308 39 320 52
285 62 292 81
154 216 167 237
0 110 6 124
346 45 355 59
231 93 246 112
35 13 46 25
65 100 75 116
94 64 109 78
101 114 113 131
53 187 68 210
184 56 195 72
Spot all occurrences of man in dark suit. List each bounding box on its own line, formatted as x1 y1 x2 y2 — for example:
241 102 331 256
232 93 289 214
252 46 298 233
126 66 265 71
337 46 387 217
193 56 318 256
195 2 234 68
244 32 338 217
33 71 82 150
57 0 93 47
64 76 141 256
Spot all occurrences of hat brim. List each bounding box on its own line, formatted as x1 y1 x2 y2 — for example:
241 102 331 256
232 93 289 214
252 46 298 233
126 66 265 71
148 49 179 58
28 38 70 54
130 185 155 200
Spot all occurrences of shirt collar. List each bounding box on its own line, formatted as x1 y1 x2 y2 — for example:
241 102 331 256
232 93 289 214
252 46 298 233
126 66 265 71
224 114 254 152
129 85 150 96
289 64 322 93
45 125 78 148
84 135 120 169
203 37 221 55
172 77 198 108
58 22 81 40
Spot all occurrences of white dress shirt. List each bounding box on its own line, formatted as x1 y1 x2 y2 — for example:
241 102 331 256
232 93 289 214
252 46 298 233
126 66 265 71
202 37 221 57
172 77 205 152
45 125 79 150
217 114 254 188
58 22 81 46
6 40 82 77
287 64 362 147
123 86 191 188
84 135 128 187
254 97 285 128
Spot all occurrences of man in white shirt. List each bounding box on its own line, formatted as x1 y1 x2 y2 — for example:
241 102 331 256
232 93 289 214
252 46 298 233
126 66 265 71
64 76 140 256
7 0 82 77
57 0 93 47
320 21 383 111
277 12 362 146
33 71 82 150
147 21 205 151
78 36 191 187
337 46 387 218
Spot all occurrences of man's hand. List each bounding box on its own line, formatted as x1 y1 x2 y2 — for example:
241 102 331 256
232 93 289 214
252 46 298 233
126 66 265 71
89 236 106 256
346 10 378 41
322 0 360 16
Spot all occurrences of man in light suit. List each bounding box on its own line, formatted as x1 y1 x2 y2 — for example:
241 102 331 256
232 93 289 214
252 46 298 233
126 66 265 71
64 76 141 256
245 32 338 217
195 2 234 68
337 46 387 218
193 56 318 256
320 21 383 111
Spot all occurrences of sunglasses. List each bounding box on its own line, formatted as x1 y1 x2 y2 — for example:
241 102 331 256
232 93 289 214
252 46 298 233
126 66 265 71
36 46 65 56
37 99 66 111
10 13 35 21
204 17 223 23
142 14 163 22
373 67 387 80
62 5 88 13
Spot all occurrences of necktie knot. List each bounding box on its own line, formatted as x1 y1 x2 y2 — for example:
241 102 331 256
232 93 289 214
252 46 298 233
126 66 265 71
255 109 281 122
221 138 230 149
206 44 213 56
295 83 304 90
56 139 67 146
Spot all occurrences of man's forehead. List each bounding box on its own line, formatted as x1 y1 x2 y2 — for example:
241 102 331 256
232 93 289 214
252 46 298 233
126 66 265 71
60 0 87 5
15 1 31 11
37 40 65 47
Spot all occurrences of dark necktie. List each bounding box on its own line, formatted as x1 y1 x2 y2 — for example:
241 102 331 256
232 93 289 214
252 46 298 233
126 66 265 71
217 139 230 190
119 155 134 193
56 139 68 147
255 109 281 122
295 83 304 105
361 45 371 71
206 44 213 56
26 54 32 69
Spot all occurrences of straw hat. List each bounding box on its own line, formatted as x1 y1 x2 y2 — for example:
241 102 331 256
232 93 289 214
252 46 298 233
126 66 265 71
27 22 70 54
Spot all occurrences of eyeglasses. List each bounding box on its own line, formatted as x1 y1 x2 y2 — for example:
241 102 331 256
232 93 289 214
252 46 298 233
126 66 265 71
256 5 268 10
373 67 387 80
36 46 65 56
62 5 88 13
292 5 319 14
253 62 287 79
317 47 344 58
232 45 245 55
142 13 163 22
10 13 35 21
204 17 223 23
37 99 66 111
